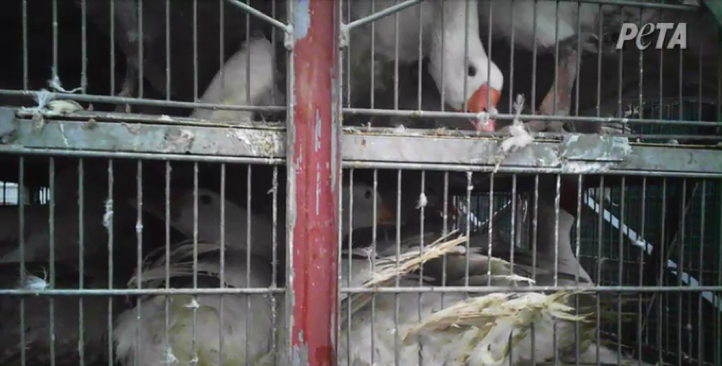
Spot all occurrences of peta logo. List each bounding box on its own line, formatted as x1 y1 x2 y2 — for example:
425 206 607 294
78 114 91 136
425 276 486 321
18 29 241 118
615 23 687 50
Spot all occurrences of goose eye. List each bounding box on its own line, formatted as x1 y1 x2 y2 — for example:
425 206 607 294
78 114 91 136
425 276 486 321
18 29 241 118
199 194 212 205
467 65 477 77
364 190 372 199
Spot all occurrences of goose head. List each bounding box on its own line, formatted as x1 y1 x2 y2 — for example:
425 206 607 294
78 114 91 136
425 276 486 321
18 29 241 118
427 0 503 131
341 182 394 239
147 184 393 255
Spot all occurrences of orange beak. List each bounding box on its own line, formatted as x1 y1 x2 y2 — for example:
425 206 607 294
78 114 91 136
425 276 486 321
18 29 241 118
377 203 395 225
463 83 502 132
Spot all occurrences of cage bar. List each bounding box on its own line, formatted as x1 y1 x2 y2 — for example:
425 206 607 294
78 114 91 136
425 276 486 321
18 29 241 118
286 0 340 365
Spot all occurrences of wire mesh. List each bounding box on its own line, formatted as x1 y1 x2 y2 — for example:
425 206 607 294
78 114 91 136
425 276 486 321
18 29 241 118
0 0 721 366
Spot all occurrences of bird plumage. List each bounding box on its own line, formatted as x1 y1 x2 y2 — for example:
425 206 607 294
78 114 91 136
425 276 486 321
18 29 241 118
191 35 284 123
348 0 503 117
113 244 277 366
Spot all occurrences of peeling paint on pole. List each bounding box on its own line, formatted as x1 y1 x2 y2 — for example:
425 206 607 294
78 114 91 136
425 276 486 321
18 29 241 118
287 0 339 365
294 0 311 39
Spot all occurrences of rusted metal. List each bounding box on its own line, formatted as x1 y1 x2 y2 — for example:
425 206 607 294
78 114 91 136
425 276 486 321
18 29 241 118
286 0 340 365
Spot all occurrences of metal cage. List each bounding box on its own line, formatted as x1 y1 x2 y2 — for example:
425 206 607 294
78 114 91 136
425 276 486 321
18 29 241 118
0 0 721 366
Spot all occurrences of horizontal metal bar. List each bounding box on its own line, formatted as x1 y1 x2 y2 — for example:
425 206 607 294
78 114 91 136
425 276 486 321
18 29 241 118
343 107 722 128
4 120 722 176
0 89 286 114
343 0 423 32
0 288 286 296
4 95 719 127
342 161 722 178
566 0 698 9
225 0 291 33
5 119 285 158
338 285 722 293
0 146 286 164
1 285 718 297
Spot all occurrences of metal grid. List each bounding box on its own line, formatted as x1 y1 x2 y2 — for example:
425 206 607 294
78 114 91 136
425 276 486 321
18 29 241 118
0 1 721 366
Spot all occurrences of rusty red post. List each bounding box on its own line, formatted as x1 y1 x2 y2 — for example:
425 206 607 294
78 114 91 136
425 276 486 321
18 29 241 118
286 0 339 365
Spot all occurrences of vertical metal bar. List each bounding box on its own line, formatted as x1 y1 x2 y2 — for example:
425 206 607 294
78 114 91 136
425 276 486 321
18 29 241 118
18 157 26 366
21 0 28 89
270 165 279 364
52 0 58 81
163 161 172 366
110 0 117 96
697 181 706 366
219 163 226 366
246 165 252 366
48 158 56 366
133 160 142 366
394 169 402 366
639 177 647 358
107 160 114 366
286 0 339 364
165 0 171 99
77 159 86 366
137 0 144 100
618 177 626 363
80 0 88 92
193 0 199 101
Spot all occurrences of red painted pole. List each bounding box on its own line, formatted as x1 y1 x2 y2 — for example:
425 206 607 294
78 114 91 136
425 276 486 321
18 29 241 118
286 0 339 365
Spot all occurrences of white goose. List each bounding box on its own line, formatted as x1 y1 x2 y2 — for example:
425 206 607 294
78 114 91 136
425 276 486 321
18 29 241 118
113 181 391 366
347 0 505 130
136 182 394 262
198 1 503 130
190 35 284 123
269 228 648 366
478 1 654 131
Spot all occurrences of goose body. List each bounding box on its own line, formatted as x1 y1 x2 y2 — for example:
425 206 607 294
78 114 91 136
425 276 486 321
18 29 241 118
479 1 600 51
191 36 284 123
115 181 392 366
113 247 276 366
139 182 392 262
309 226 645 366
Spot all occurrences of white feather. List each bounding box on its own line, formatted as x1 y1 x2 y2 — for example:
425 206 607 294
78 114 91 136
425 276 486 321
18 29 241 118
191 36 284 123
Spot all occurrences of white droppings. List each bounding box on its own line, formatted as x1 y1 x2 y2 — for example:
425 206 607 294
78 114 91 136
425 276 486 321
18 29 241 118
162 347 179 364
159 115 173 122
19 268 49 292
416 192 427 209
47 100 83 114
563 161 612 174
103 197 114 229
185 298 200 309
